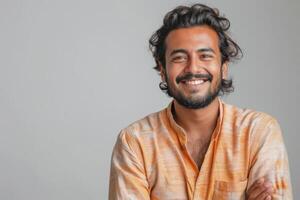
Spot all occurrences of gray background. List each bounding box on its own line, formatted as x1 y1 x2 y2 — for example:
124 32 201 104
1 0 299 199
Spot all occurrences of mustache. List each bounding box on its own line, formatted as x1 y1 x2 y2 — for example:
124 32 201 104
176 73 212 84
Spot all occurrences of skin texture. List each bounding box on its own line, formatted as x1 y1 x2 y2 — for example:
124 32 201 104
161 26 228 109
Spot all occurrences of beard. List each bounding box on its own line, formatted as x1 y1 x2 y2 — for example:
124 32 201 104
166 73 221 109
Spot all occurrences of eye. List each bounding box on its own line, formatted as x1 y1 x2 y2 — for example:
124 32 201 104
171 55 188 63
200 54 213 60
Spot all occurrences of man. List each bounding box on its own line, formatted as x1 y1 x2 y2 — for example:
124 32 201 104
109 4 293 200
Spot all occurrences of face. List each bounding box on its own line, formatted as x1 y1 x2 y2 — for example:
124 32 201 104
161 26 228 109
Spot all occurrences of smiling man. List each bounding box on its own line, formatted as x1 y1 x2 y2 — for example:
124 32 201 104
109 4 293 200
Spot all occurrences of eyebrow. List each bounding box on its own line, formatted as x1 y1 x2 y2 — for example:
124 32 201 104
169 49 188 57
197 48 216 54
169 48 216 56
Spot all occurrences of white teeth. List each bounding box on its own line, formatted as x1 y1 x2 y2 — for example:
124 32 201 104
186 80 204 85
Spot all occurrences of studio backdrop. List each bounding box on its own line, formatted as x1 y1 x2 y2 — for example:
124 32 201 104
0 0 299 199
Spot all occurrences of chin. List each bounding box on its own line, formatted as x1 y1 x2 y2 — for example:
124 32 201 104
185 91 210 100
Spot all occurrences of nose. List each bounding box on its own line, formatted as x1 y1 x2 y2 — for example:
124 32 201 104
184 53 201 73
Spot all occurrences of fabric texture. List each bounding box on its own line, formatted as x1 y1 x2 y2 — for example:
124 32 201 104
109 99 293 200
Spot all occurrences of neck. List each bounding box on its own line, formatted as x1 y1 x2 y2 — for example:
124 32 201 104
173 98 220 139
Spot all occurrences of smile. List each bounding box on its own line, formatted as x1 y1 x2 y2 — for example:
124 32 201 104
181 79 207 86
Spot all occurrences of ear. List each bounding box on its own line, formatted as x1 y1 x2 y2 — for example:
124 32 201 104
221 62 228 79
158 62 166 82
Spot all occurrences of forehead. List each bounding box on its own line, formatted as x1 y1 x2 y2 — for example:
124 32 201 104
165 26 220 55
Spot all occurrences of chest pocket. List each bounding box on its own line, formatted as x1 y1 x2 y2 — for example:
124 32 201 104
212 180 248 200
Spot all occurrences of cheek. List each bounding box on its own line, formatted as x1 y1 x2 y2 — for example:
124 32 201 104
166 68 180 82
211 69 222 83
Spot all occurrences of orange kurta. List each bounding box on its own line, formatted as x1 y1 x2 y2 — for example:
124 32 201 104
109 99 293 199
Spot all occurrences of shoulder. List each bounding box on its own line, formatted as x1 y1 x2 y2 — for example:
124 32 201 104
116 107 167 148
113 108 168 164
222 102 279 130
221 102 284 157
221 102 283 143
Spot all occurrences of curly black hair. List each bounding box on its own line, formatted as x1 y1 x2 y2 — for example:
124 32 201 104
149 3 242 95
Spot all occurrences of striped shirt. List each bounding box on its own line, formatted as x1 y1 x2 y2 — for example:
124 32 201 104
109 99 293 199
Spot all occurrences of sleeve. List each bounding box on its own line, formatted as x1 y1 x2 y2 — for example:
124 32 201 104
247 118 293 199
109 130 150 200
